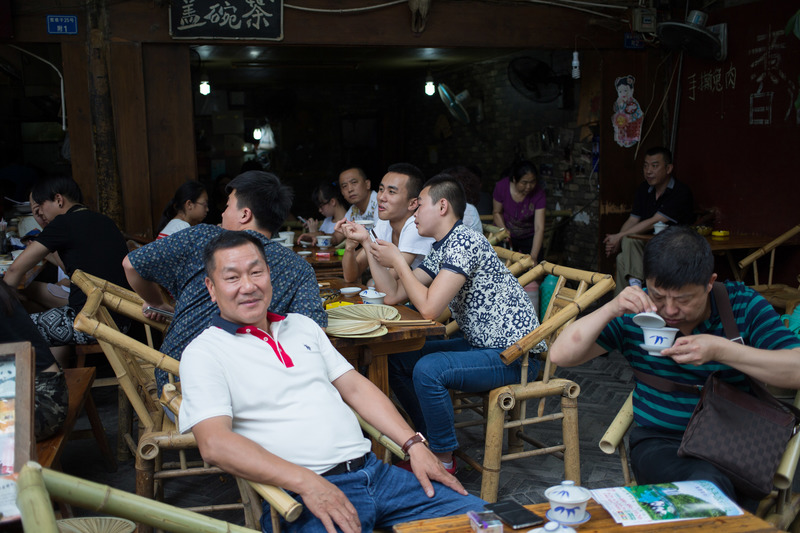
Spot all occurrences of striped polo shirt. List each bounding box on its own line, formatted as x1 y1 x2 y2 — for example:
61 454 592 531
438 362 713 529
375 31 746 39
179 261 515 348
597 281 800 431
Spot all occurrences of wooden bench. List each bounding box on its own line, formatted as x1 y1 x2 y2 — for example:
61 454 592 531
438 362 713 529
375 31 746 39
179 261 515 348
35 367 115 472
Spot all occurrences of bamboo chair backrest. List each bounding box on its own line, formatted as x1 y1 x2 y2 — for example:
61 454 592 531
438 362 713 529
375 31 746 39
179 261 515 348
738 224 800 286
72 270 178 432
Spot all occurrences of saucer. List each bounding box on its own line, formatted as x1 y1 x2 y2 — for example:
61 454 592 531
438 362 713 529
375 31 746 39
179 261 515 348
640 343 667 356
545 510 590 526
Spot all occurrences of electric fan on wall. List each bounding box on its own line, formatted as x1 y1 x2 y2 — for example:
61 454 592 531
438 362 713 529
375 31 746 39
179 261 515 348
437 83 471 124
657 10 728 61
507 57 562 103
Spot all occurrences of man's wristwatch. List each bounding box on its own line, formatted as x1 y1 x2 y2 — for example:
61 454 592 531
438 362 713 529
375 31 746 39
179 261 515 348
401 432 428 455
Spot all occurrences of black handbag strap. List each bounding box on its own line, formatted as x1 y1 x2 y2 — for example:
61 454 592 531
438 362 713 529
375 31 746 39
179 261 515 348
712 282 745 345
633 369 702 395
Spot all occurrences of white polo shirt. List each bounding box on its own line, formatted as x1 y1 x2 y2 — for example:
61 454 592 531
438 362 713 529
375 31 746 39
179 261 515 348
179 313 371 474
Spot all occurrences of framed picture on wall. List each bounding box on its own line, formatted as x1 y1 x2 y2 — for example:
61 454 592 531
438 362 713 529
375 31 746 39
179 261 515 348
0 342 35 524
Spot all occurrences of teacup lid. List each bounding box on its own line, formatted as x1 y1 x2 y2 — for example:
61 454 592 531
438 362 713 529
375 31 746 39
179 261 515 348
633 311 665 328
544 480 591 503
527 522 576 533
360 288 382 298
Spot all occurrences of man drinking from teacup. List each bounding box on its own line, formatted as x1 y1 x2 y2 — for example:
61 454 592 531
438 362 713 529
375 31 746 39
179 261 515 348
180 230 484 533
550 226 800 509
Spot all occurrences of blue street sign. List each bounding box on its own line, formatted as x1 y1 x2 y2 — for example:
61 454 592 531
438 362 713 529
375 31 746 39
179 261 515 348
46 15 78 35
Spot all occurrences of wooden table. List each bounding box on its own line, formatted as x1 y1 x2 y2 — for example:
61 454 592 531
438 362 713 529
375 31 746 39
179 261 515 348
295 245 344 278
0 261 44 290
320 277 444 398
392 500 780 532
627 233 800 282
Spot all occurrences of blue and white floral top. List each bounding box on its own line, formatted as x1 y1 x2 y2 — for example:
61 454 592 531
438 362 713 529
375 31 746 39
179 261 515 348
419 221 545 351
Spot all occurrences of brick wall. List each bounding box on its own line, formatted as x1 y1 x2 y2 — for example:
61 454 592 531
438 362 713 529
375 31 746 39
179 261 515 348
401 50 601 272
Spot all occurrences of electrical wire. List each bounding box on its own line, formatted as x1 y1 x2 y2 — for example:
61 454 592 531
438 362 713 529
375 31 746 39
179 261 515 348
285 0 406 13
634 54 680 160
7 44 66 132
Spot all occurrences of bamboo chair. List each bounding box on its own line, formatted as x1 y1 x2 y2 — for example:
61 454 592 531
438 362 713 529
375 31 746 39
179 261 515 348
599 389 800 531
70 270 263 532
449 261 615 502
17 461 254 533
482 223 510 246
737 224 800 312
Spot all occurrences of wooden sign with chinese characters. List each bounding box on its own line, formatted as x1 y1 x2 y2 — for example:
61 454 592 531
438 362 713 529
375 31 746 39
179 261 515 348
170 0 283 40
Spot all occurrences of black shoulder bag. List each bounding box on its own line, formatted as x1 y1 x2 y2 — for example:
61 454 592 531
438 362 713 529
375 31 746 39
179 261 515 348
635 282 800 499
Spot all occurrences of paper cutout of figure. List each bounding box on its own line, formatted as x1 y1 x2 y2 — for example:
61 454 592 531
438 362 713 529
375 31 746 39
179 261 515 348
612 75 643 148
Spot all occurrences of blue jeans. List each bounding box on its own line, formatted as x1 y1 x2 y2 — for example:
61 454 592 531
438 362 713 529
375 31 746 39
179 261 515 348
260 453 485 532
389 338 540 452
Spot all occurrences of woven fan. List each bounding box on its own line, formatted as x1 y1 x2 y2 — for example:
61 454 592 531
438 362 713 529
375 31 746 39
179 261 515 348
330 325 389 338
326 319 382 336
326 304 400 321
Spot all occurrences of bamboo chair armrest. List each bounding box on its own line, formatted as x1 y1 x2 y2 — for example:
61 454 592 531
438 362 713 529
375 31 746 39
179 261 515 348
774 390 800 489
500 275 615 364
599 392 634 454
248 481 304 522
352 411 405 459
34 464 254 532
774 430 800 489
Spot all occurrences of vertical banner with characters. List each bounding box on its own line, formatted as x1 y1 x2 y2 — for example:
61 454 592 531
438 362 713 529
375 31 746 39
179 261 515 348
612 75 643 147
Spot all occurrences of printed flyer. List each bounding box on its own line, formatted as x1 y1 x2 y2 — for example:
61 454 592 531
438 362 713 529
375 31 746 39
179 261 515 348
591 481 743 526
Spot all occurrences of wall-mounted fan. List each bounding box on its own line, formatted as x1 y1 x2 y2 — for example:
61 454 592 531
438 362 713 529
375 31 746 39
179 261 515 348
438 83 471 124
657 10 727 61
508 57 562 103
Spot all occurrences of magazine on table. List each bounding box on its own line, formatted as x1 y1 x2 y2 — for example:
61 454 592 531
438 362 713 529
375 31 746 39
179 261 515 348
591 480 743 526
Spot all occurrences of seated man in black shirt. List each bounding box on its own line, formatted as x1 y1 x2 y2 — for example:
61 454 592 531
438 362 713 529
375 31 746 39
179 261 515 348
603 146 693 294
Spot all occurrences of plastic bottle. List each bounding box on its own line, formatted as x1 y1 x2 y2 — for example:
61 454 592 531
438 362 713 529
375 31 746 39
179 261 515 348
540 275 558 317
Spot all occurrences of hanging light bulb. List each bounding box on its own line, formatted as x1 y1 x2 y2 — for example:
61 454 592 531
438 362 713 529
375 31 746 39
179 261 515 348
571 51 580 80
199 72 211 95
424 71 435 96
253 126 263 141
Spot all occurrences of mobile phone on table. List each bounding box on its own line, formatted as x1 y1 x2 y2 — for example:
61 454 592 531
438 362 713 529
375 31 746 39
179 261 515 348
484 501 543 529
144 306 174 319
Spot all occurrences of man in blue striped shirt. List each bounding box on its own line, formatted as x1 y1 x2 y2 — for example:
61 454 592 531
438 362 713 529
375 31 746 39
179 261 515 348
551 226 800 507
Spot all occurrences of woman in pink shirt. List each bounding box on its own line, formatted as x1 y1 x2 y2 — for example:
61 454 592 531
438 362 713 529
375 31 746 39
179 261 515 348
492 160 546 260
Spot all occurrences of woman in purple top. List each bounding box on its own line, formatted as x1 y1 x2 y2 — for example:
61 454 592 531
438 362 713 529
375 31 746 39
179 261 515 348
492 160 546 260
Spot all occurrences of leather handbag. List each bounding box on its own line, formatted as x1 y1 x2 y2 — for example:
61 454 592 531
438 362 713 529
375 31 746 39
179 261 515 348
675 283 800 499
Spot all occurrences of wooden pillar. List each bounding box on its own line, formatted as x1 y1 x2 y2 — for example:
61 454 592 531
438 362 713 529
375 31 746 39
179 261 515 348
87 0 124 227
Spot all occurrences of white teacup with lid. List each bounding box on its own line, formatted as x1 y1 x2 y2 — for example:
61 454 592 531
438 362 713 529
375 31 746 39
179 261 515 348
359 287 386 304
633 312 679 355
543 480 592 525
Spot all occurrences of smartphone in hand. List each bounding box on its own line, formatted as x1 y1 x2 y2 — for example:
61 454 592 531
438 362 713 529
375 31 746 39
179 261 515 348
144 306 174 319
484 501 544 529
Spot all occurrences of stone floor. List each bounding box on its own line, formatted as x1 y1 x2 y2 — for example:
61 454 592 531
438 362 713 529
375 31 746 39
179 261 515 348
57 349 636 528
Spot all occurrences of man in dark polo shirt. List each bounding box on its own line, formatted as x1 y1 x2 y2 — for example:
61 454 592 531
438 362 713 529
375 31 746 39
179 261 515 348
603 146 693 294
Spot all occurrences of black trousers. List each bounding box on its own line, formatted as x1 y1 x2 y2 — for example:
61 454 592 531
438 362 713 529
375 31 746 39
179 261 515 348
629 426 759 512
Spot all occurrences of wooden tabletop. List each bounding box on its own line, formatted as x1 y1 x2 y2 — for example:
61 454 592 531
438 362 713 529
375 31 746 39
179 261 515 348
0 261 44 290
392 500 779 532
627 233 800 253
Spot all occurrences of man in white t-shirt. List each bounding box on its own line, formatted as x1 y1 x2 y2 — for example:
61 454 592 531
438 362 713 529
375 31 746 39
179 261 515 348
179 231 484 533
331 167 378 246
338 163 434 283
